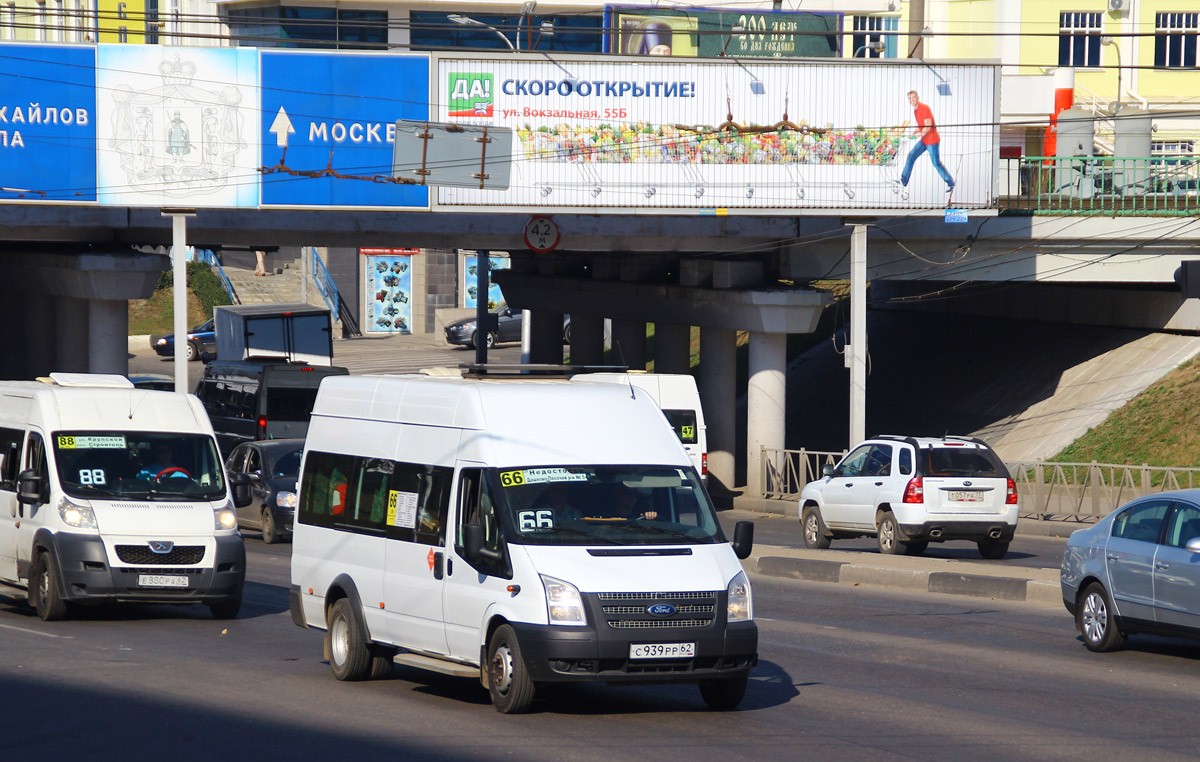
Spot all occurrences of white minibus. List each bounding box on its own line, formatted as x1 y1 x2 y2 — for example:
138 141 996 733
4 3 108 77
0 374 245 620
289 373 756 713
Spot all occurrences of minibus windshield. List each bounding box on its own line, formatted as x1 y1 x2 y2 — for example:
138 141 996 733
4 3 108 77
52 432 226 500
491 465 723 546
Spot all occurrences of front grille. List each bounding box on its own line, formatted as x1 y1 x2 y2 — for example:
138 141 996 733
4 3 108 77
120 567 206 575
591 590 718 630
115 545 205 565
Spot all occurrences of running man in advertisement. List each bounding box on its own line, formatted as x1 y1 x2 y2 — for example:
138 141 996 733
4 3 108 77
898 90 955 194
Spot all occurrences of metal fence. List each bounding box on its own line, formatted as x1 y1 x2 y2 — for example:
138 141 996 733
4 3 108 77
759 448 1200 523
999 155 1200 216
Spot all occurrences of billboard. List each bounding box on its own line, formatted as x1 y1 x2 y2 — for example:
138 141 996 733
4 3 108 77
606 6 840 58
434 54 999 214
363 248 415 334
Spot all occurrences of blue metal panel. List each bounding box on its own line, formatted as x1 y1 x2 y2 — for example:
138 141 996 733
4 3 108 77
260 51 429 209
0 44 97 203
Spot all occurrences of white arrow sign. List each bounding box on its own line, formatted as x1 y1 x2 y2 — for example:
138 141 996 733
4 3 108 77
269 107 296 148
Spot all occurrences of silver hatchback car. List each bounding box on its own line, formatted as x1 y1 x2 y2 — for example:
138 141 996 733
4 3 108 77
1061 490 1200 652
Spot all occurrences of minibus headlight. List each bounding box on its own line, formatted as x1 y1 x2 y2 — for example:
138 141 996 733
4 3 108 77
541 575 586 626
727 571 752 623
214 507 238 531
276 491 297 509
57 497 97 529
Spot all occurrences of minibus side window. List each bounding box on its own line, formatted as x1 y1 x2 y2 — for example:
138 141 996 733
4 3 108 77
298 451 355 528
0 426 24 491
413 465 451 547
25 433 48 506
454 468 503 574
349 458 390 533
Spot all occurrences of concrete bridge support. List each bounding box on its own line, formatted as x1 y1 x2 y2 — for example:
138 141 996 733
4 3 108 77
611 319 647 370
698 326 737 493
569 314 605 366
746 332 787 497
654 322 691 374
528 309 565 365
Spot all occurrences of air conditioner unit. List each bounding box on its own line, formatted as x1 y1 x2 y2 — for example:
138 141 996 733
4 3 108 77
1108 0 1126 14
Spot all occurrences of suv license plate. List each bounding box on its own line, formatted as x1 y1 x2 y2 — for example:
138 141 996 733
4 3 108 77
948 490 984 502
630 642 696 659
138 574 188 588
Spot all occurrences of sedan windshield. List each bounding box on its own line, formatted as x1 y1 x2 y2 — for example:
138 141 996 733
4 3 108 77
53 431 226 500
490 465 723 546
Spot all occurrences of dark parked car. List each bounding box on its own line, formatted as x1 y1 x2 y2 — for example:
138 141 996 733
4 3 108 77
225 438 304 543
127 373 175 391
444 303 570 349
151 318 216 362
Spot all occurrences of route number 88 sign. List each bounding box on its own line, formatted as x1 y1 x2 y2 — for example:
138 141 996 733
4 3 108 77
523 215 560 253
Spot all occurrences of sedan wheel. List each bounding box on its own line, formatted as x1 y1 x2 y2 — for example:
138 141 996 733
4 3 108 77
1078 582 1127 652
802 507 831 549
877 513 904 555
185 341 198 361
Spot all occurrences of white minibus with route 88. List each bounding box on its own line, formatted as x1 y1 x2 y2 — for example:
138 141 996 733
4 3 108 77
289 372 756 713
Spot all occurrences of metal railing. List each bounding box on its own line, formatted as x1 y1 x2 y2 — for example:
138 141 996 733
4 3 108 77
1000 156 1200 215
194 248 239 304
758 448 1200 524
310 246 340 322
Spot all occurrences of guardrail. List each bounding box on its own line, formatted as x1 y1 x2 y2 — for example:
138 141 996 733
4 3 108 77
310 247 339 322
195 248 239 304
1000 155 1200 216
759 448 1200 524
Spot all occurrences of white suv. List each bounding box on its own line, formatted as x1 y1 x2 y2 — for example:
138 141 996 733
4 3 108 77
799 436 1019 559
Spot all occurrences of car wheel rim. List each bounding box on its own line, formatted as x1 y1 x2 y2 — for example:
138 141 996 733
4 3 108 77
491 643 513 694
38 565 48 604
1082 593 1107 643
879 520 895 550
804 515 819 545
331 614 350 665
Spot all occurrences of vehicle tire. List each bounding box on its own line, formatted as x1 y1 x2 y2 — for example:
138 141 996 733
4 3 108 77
186 341 198 362
261 508 280 545
1077 582 1126 652
977 539 1010 560
484 331 497 349
30 551 69 622
487 624 536 714
876 513 905 555
903 541 928 556
327 598 372 681
698 675 748 710
801 506 831 550
208 593 242 620
563 324 572 344
469 330 479 350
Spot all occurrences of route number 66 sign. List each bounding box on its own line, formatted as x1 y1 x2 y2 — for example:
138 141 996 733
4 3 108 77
523 216 560 253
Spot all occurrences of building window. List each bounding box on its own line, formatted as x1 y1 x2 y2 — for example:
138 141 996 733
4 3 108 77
851 16 898 58
35 0 48 40
1 3 15 41
1155 12 1198 68
1152 139 1196 156
225 5 387 49
409 11 602 53
1059 12 1102 67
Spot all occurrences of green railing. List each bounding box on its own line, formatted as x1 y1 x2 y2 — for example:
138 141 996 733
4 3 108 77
1000 156 1200 215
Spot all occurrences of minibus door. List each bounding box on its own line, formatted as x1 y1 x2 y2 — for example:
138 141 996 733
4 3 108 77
444 464 513 661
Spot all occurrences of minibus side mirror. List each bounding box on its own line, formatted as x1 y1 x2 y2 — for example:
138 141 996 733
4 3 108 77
464 523 501 566
228 472 253 508
731 520 754 560
17 468 46 506
822 464 835 477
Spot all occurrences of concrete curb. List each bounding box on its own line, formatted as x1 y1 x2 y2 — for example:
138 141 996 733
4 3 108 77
750 554 1063 606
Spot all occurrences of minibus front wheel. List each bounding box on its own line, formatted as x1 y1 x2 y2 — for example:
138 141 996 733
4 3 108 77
488 624 535 714
29 550 69 622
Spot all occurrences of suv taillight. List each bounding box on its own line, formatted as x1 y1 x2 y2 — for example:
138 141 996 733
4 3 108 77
903 477 924 503
1005 477 1018 504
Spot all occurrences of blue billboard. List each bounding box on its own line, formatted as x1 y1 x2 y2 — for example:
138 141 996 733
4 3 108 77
260 51 430 209
0 44 97 203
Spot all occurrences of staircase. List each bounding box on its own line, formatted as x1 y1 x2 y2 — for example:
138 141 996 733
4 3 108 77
222 260 306 306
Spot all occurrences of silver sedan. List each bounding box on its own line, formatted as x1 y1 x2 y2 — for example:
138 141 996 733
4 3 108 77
1061 489 1200 652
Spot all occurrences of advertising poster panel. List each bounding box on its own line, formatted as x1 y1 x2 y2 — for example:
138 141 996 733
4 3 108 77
363 248 416 334
436 55 998 214
606 7 840 58
96 46 260 207
463 253 509 309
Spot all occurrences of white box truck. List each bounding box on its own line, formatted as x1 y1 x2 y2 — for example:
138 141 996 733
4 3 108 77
288 373 756 713
0 374 245 620
214 303 334 366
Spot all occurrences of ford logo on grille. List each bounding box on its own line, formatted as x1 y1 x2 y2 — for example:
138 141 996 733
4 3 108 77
148 541 174 554
647 603 676 616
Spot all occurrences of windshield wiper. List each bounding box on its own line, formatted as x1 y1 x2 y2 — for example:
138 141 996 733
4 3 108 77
618 522 696 539
525 526 621 544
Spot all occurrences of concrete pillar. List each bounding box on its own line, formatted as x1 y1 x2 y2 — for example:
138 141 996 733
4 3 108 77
24 291 57 379
88 299 129 376
610 319 647 370
569 314 604 366
655 322 691 375
746 331 787 497
528 309 565 365
699 326 736 494
55 297 90 373
0 279 23 379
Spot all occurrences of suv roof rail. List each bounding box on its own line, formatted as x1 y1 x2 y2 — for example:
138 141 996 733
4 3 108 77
943 435 990 447
872 434 921 449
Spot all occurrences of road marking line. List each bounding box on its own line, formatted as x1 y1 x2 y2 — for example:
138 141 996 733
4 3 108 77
0 622 72 639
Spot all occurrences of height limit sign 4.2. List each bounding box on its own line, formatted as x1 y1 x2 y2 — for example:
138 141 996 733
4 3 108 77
524 216 561 253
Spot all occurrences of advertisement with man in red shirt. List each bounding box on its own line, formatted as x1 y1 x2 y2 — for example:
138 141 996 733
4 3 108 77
898 90 955 194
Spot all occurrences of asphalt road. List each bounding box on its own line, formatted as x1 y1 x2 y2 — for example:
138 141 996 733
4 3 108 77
3 537 1198 761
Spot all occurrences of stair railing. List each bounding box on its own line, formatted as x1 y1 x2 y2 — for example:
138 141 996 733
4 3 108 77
310 247 340 322
196 248 239 304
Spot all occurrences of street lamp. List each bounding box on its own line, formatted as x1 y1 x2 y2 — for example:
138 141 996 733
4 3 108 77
448 13 516 51
854 40 885 58
1101 36 1122 115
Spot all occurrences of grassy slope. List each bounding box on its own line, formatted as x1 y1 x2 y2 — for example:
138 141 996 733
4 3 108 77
1052 356 1200 466
128 289 207 336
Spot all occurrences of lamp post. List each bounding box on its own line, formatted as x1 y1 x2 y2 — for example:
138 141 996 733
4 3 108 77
854 40 885 58
1101 36 1122 115
448 13 516 51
